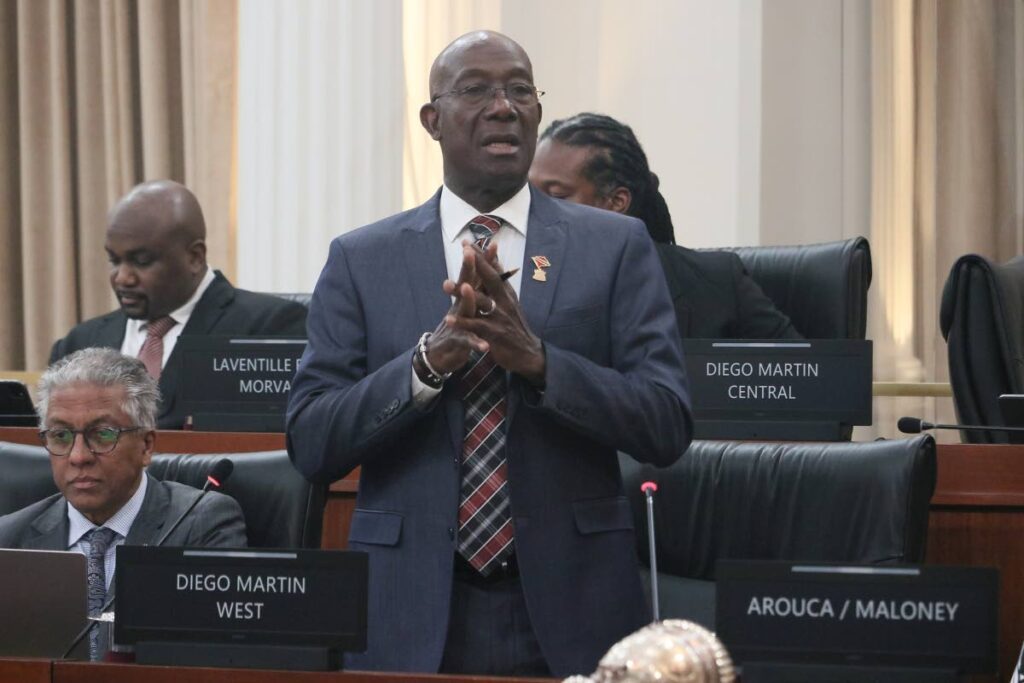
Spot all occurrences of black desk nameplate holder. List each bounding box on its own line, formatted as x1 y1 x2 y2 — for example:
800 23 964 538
684 340 872 441
115 547 367 671
716 561 998 682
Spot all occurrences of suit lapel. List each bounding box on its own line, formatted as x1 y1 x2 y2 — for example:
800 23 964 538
400 191 464 459
401 191 453 332
94 312 128 349
124 475 169 546
518 188 568 337
158 272 234 425
656 245 692 336
25 497 70 550
505 190 568 426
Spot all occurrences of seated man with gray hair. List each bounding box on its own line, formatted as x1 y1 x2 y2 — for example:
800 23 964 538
0 347 246 657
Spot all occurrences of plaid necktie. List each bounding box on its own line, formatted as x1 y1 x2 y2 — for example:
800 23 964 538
85 527 117 660
457 215 514 575
137 315 176 379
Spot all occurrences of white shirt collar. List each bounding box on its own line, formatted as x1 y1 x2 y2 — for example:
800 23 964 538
167 266 216 326
440 183 531 243
67 472 149 548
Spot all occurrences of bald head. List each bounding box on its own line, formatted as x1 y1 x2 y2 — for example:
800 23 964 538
109 180 207 244
105 180 209 321
428 31 533 100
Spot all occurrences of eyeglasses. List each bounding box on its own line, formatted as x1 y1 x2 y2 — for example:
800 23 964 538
38 426 142 457
431 83 545 107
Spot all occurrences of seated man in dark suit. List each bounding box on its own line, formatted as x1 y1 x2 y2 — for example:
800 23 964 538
50 180 308 428
0 348 246 658
529 112 802 340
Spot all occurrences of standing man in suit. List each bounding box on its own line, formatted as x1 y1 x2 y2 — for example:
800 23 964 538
49 180 308 429
0 347 246 657
530 112 802 340
287 31 691 677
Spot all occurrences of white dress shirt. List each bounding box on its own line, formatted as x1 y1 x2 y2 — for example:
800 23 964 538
120 267 216 368
412 183 532 403
67 473 149 591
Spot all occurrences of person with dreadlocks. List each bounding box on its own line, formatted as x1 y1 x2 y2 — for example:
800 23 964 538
529 112 801 340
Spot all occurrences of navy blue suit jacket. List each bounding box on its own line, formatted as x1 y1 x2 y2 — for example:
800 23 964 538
286 188 692 676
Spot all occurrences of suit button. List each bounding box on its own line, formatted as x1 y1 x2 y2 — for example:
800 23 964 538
389 399 399 410
447 527 455 540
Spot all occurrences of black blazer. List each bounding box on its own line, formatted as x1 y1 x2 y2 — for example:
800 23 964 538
49 271 308 429
656 243 802 339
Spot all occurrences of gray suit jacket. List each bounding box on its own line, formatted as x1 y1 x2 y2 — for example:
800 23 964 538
0 474 247 551
0 474 245 658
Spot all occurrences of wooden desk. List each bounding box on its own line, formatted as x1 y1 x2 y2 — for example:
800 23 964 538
0 658 50 683
0 427 285 454
0 659 549 683
928 443 1024 682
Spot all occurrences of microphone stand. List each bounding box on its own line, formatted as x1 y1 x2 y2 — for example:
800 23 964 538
641 481 660 622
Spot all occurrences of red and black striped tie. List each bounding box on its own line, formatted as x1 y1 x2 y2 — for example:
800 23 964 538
457 214 514 575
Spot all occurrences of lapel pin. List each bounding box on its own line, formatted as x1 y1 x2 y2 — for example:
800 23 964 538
531 255 551 282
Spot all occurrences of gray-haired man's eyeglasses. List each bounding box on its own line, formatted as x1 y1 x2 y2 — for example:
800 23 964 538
39 426 142 457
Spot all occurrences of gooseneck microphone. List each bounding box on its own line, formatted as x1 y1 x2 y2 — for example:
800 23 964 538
641 481 660 622
61 458 235 659
897 416 1024 435
152 458 234 547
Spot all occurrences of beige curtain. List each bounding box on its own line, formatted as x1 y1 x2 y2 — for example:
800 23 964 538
868 0 1023 438
917 0 1023 429
0 0 236 372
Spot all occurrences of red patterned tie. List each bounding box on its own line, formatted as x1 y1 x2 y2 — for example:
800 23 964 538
457 215 514 575
137 316 176 380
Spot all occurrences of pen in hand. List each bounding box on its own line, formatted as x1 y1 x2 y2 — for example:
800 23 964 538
498 267 520 283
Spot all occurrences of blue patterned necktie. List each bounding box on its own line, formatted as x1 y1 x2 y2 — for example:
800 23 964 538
457 215 515 575
85 527 117 660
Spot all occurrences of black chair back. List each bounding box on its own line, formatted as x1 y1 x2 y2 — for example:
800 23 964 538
0 442 325 549
622 436 935 578
619 436 936 624
940 254 1024 443
721 237 872 339
0 441 58 516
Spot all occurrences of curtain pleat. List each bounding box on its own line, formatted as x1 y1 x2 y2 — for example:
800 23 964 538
0 0 237 371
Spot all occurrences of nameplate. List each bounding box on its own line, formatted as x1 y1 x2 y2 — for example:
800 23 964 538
683 340 872 440
177 336 305 430
115 547 367 651
716 561 997 674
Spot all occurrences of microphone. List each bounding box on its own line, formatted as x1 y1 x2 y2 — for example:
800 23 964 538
641 481 660 622
61 458 235 659
897 416 1024 435
152 458 234 547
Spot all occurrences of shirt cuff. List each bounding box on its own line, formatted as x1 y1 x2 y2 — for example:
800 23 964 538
411 364 442 407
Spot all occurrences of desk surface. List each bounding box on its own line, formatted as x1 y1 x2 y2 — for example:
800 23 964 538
0 659 552 683
0 427 286 454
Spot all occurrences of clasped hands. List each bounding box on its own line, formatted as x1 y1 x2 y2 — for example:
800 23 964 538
423 241 545 386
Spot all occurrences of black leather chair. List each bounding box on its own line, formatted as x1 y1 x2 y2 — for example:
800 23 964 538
0 442 325 549
619 435 936 626
940 254 1024 443
719 237 872 339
